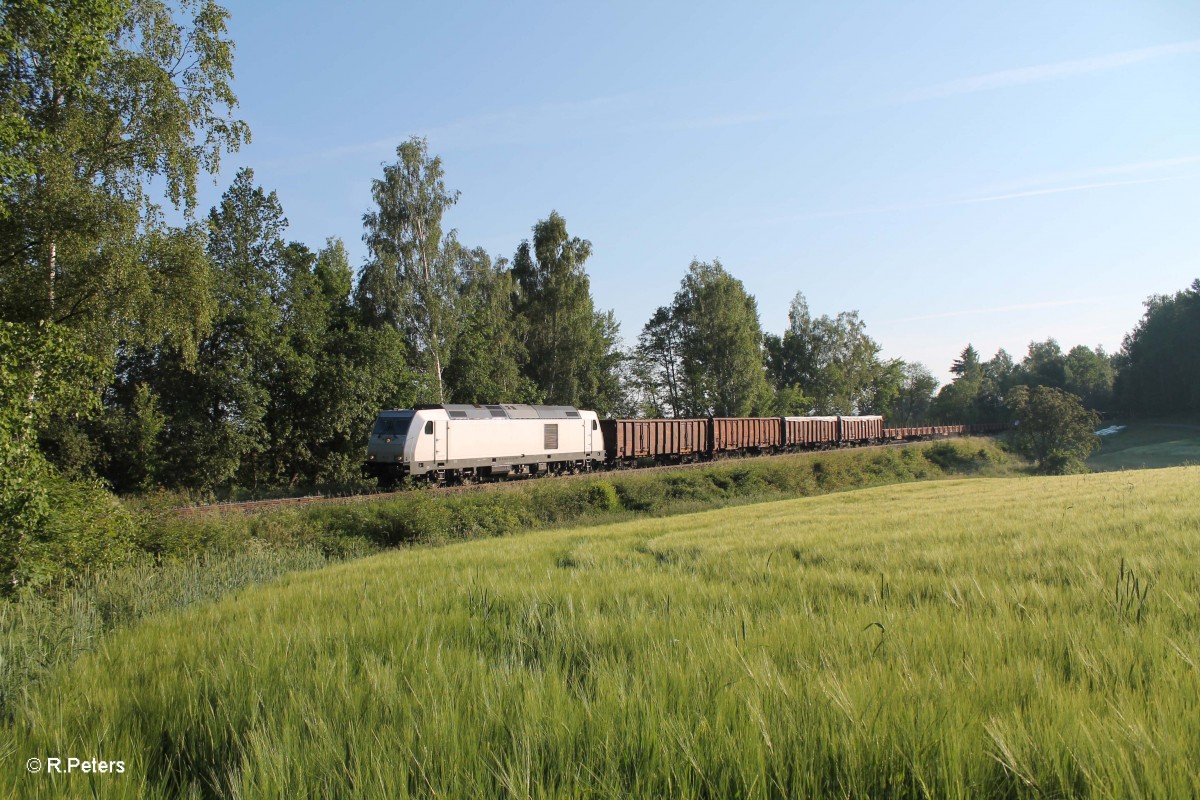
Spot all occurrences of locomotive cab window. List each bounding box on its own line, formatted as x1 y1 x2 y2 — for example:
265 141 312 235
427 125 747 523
372 413 413 437
592 420 598 430
544 424 559 450
424 421 433 434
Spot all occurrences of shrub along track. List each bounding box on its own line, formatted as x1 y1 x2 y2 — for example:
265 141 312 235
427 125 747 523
171 433 991 518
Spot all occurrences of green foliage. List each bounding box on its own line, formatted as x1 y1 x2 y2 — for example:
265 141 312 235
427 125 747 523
764 291 892 414
1007 385 1100 474
647 259 772 417
921 441 1000 473
1115 279 1200 417
586 480 621 512
148 168 287 490
769 383 815 416
93 383 166 492
1010 338 1112 412
1064 344 1115 412
111 177 419 493
1 0 255 499
881 361 938 424
444 247 537 404
934 345 1021 424
511 211 623 413
267 234 419 485
0 0 125 205
936 340 1115 424
0 321 134 590
10 471 139 589
0 0 245 359
631 304 686 416
859 356 905 415
1019 338 1068 388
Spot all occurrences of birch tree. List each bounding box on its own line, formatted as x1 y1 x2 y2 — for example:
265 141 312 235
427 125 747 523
358 137 460 403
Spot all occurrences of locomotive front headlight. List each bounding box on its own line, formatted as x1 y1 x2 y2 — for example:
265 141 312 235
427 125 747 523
394 455 403 462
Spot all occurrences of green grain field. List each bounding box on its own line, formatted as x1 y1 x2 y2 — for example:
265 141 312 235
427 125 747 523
6 467 1200 799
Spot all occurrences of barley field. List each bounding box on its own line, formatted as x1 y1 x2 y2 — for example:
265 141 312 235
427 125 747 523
6 467 1200 798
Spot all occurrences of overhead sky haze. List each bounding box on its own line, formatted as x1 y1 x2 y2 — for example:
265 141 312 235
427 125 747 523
205 1 1200 383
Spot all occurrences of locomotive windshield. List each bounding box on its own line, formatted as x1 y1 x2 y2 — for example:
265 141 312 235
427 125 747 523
372 412 414 437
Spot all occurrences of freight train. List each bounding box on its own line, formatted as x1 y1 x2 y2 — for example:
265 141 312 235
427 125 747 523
363 404 1007 485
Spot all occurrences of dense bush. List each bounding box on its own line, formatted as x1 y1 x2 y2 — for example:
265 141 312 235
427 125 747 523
11 474 141 590
1006 386 1100 474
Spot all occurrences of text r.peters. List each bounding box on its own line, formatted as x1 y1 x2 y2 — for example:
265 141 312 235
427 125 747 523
36 757 125 774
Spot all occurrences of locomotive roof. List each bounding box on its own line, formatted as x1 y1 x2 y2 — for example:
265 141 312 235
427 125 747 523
419 404 586 420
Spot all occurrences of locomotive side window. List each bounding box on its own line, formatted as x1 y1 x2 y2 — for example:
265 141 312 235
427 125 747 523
544 424 559 450
592 420 598 430
424 421 433 434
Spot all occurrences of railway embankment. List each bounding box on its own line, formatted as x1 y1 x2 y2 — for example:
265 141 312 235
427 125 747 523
1 438 1016 720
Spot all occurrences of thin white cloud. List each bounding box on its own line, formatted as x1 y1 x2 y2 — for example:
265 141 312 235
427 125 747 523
960 175 1186 204
259 93 641 169
900 39 1200 103
767 170 1195 224
660 110 794 131
972 155 1200 195
263 90 802 172
893 297 1105 324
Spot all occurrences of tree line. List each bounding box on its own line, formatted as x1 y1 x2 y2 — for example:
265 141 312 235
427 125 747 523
2 0 1198 587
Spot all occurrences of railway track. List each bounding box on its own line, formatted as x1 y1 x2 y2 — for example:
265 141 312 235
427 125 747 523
170 435 979 517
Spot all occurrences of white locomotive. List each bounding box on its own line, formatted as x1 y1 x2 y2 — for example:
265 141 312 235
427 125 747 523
364 404 603 484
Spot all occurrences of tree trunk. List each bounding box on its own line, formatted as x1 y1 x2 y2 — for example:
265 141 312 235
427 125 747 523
414 218 445 404
48 240 55 313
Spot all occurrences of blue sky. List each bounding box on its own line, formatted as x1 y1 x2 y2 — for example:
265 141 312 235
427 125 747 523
203 1 1200 383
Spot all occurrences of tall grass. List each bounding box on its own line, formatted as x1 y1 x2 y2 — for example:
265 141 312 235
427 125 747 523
4 467 1199 798
0 546 334 724
0 439 1012 727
